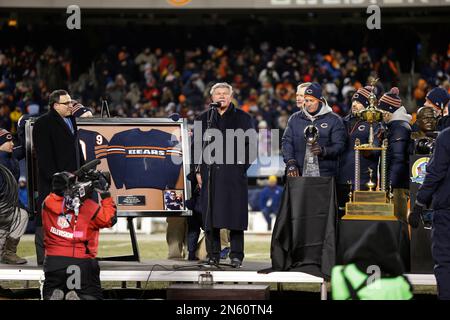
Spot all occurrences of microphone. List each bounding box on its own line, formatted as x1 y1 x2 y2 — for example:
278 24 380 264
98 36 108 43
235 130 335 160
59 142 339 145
74 159 101 177
209 102 222 108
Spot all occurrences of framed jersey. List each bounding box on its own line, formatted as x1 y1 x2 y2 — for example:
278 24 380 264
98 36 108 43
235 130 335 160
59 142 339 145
26 118 192 217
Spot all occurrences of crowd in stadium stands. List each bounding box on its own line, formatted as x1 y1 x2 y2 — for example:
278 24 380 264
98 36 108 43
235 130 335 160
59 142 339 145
0 43 449 137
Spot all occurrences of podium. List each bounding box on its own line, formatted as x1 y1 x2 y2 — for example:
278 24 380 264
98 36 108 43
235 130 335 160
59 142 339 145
337 219 410 271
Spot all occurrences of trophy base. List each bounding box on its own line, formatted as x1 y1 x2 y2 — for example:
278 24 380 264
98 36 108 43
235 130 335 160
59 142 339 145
355 144 385 151
353 191 387 203
342 214 398 221
343 200 396 221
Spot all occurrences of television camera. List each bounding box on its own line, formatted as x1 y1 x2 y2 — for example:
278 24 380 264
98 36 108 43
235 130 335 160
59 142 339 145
53 159 111 215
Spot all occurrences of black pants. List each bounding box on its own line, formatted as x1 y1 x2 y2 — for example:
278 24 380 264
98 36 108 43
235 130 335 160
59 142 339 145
206 228 244 261
432 210 450 300
187 210 203 256
34 226 45 266
43 256 102 300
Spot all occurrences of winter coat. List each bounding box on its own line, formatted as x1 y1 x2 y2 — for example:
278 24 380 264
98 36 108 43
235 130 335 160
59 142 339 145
281 103 346 177
385 107 412 189
417 127 450 210
32 108 84 223
193 103 256 230
42 193 117 258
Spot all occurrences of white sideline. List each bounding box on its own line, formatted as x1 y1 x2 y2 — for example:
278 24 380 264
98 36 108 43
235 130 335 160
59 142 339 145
0 265 438 300
0 267 327 299
404 273 436 285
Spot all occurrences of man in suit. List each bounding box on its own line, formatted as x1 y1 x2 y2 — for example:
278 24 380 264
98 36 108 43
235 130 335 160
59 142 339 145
32 89 84 265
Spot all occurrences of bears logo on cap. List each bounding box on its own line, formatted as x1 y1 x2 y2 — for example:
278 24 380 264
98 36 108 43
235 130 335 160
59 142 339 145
0 129 13 146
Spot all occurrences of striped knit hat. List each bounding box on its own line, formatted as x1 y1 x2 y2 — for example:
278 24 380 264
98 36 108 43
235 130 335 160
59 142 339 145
70 101 92 118
0 128 13 146
378 87 402 113
352 86 373 108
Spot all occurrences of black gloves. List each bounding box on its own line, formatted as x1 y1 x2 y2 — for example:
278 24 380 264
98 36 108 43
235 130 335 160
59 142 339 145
100 191 111 200
93 172 111 199
286 159 300 177
408 201 424 229
93 173 110 192
310 143 323 156
97 174 110 191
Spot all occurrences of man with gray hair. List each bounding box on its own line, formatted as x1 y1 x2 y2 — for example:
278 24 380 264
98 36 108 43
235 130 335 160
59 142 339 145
193 82 256 268
296 82 311 110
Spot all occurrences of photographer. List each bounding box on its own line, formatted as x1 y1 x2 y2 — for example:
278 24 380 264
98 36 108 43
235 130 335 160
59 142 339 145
42 167 117 300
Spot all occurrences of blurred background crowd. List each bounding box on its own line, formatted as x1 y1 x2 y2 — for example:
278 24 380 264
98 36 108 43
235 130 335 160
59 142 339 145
1 42 449 138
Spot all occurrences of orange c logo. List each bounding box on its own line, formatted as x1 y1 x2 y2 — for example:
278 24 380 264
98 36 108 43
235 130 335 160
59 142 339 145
167 0 192 6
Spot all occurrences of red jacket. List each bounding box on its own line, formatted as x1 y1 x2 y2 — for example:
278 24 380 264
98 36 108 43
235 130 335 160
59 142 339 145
42 193 117 258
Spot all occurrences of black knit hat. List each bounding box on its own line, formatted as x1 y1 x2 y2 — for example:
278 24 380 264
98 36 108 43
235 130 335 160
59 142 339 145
352 86 373 108
0 128 13 146
426 87 450 110
304 82 323 101
378 87 402 113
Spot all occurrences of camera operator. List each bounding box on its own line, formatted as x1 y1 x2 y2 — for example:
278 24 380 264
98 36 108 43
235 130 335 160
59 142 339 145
42 169 117 300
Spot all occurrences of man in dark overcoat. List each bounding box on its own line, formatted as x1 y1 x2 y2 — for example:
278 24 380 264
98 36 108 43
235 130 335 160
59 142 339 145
32 89 84 265
193 82 256 268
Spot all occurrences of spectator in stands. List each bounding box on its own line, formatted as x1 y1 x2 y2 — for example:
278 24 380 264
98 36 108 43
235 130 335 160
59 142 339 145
423 87 450 130
259 175 282 231
0 42 448 138
18 176 28 209
413 79 428 108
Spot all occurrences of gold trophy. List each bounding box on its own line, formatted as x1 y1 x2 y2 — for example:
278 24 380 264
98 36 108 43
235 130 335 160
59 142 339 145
343 80 396 221
366 168 376 191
